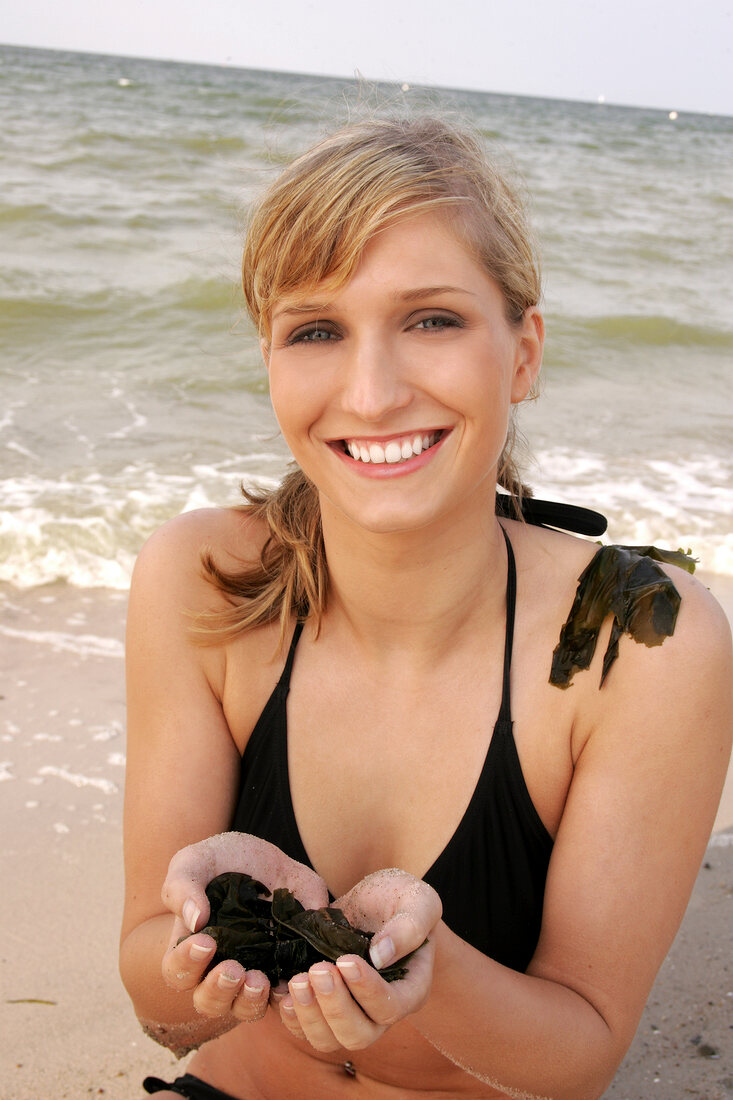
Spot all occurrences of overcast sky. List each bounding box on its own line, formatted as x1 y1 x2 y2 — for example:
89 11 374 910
2 0 732 116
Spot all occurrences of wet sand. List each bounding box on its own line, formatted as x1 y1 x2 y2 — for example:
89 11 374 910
0 572 731 1099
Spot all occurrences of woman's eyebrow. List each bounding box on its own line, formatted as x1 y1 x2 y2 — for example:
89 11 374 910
396 285 476 301
272 302 332 320
272 286 475 322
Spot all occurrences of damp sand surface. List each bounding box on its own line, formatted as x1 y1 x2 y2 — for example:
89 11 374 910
0 577 731 1098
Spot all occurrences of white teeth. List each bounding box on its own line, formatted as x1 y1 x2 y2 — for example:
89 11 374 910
345 432 440 464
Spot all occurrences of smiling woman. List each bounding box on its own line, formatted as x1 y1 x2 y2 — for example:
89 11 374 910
120 116 732 1100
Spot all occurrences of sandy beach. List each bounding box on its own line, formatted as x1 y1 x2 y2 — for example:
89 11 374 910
1 571 731 1100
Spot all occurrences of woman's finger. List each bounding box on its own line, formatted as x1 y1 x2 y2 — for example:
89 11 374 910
283 974 341 1052
191 960 247 1018
284 966 386 1052
230 970 270 1023
162 932 217 990
308 963 387 1049
338 941 435 1023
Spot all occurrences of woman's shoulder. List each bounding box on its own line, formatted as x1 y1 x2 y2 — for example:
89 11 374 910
134 505 267 566
513 519 732 694
126 508 285 721
130 506 268 604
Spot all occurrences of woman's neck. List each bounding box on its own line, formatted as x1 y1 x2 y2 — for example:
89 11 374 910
318 495 511 659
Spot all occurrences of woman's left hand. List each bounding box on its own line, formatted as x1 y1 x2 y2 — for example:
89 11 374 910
278 868 442 1052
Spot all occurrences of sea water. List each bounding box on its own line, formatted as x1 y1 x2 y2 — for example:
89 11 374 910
1 43 732 589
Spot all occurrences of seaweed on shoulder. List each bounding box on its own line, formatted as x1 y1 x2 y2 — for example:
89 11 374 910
550 544 697 689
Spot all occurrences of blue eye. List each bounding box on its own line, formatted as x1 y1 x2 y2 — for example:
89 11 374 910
414 315 460 331
289 325 336 344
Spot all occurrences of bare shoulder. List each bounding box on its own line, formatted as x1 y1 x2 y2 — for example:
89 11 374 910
131 506 267 601
516 519 732 670
577 555 733 798
127 506 270 676
604 555 732 688
128 503 268 616
512 521 732 746
664 561 732 643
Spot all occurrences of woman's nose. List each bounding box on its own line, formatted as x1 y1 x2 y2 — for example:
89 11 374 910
339 339 413 423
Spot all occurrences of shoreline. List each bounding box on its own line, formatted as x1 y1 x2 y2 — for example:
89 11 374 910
0 570 731 1098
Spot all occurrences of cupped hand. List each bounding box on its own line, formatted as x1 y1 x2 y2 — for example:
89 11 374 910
160 832 329 1022
279 868 442 1052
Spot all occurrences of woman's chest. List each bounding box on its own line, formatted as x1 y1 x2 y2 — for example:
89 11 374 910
232 633 575 898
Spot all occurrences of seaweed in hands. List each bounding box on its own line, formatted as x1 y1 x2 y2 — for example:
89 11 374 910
549 545 694 689
185 872 411 984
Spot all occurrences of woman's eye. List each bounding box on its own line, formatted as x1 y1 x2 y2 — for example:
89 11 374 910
413 315 460 332
288 325 336 345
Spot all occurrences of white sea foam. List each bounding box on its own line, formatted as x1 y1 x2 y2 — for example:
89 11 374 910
0 761 14 782
0 463 284 589
38 765 118 795
5 439 39 460
107 752 126 767
530 447 733 576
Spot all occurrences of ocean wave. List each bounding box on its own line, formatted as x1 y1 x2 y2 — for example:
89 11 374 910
0 292 117 324
0 463 283 590
575 314 733 349
529 447 733 575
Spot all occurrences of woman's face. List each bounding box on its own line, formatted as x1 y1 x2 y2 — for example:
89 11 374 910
264 212 543 538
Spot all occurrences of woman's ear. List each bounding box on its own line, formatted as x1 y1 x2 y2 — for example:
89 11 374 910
511 307 544 404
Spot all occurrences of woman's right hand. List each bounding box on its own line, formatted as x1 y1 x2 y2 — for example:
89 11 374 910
160 832 329 1022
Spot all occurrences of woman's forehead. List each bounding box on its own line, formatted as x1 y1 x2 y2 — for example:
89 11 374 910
270 212 482 316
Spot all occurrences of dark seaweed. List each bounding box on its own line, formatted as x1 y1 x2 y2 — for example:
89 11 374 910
184 872 411 983
550 545 695 689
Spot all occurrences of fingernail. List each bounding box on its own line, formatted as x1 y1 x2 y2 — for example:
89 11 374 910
369 936 395 970
244 978 265 996
183 898 200 934
335 958 360 981
189 941 214 962
290 979 313 1006
310 968 334 994
217 971 242 989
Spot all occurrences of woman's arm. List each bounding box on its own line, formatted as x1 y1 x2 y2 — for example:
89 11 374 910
120 511 246 1050
119 510 324 1053
276 572 732 1100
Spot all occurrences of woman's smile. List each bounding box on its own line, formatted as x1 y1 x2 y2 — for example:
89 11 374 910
329 429 449 476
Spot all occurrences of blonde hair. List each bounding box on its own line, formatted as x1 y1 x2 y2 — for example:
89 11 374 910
201 116 541 643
